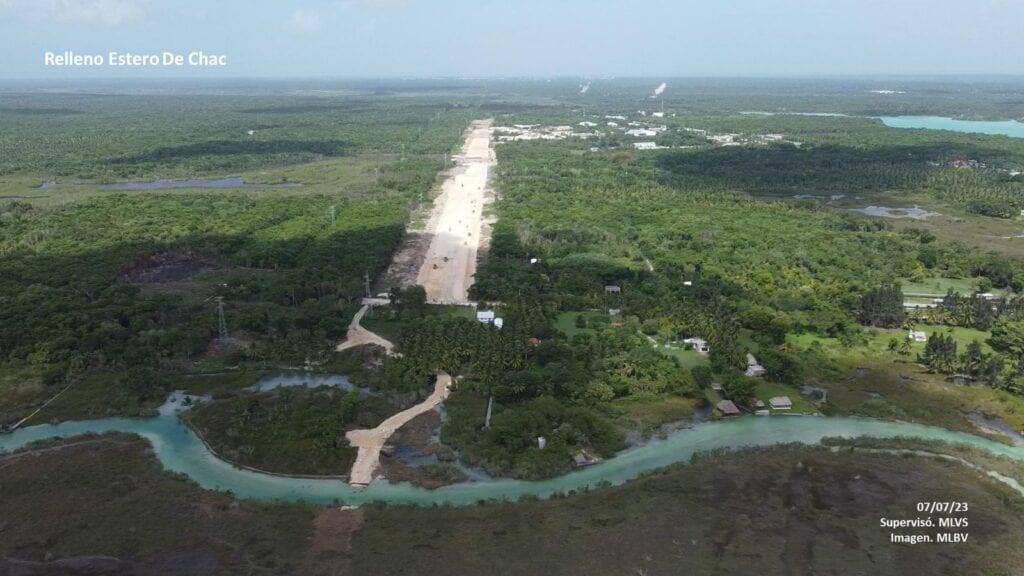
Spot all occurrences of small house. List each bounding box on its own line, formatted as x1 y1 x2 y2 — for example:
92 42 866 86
717 400 741 417
683 337 709 354
908 330 927 343
476 310 496 323
769 396 793 410
633 141 658 150
493 317 504 330
605 285 621 294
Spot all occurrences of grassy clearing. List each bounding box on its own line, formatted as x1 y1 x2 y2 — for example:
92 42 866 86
655 344 708 369
789 324 992 357
552 310 614 339
901 276 995 296
609 394 700 432
753 381 815 413
784 326 1024 432
790 345 1024 433
889 211 1024 261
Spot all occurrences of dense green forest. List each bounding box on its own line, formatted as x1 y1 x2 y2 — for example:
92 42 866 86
458 107 1024 470
186 386 397 476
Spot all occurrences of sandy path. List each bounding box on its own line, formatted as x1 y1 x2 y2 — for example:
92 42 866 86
335 304 395 355
345 373 453 486
415 120 495 304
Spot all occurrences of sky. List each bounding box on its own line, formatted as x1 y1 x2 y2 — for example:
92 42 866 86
1 0 1023 79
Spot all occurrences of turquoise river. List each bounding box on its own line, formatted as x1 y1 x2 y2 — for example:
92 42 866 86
4 411 1024 506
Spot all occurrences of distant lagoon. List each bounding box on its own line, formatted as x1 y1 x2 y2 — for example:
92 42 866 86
743 111 1024 139
878 116 1024 139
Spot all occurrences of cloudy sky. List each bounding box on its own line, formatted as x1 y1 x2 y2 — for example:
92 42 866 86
2 0 1023 78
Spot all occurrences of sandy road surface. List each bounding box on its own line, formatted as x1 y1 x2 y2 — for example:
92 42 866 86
335 304 395 355
345 373 452 486
416 120 495 304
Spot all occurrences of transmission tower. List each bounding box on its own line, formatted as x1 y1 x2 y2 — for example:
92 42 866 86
216 297 229 341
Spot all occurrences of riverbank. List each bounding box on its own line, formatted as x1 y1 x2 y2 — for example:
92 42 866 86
7 410 1024 507
7 433 1022 575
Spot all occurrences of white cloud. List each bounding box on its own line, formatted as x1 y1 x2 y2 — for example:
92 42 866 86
286 8 322 34
1 0 146 26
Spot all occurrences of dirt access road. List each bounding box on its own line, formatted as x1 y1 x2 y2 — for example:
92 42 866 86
416 120 495 304
345 373 452 486
335 303 395 355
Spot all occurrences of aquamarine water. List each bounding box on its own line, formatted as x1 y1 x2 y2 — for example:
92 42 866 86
879 116 1024 138
4 413 1024 506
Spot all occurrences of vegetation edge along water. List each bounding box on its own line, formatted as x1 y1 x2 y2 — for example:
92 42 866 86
5 410 1024 507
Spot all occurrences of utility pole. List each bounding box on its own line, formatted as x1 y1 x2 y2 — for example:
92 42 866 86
364 271 371 298
329 205 336 226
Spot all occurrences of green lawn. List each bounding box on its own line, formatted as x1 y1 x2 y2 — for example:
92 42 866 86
789 324 991 357
901 276 1007 297
553 311 615 339
610 394 700 432
753 381 815 414
655 343 709 369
